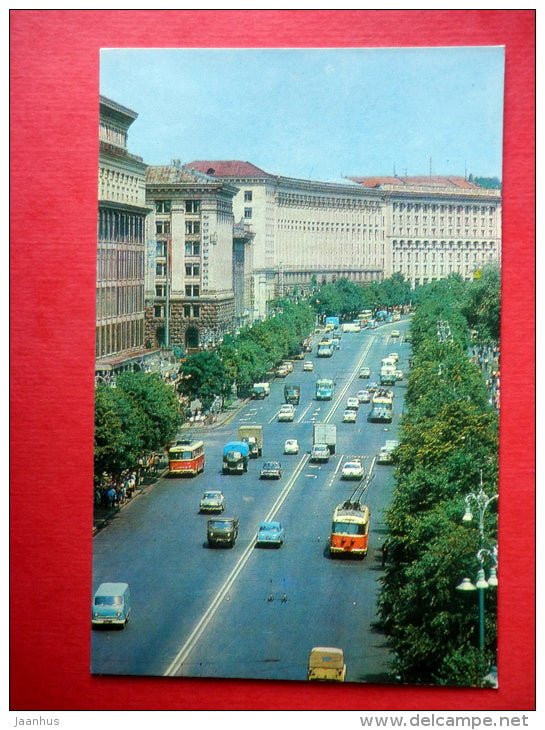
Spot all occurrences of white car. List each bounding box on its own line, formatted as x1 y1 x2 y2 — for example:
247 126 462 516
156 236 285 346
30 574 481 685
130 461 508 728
310 444 330 462
284 438 300 454
346 397 359 410
391 330 400 339
341 459 365 480
199 490 226 513
357 389 371 403
303 360 314 371
343 409 357 423
388 352 400 363
395 369 404 381
278 404 296 422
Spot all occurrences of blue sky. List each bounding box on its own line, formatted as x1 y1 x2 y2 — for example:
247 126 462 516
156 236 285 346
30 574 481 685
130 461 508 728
100 46 505 181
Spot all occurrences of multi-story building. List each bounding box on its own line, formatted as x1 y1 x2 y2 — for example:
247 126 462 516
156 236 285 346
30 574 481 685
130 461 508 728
144 163 242 351
96 96 150 374
186 161 386 317
349 176 502 287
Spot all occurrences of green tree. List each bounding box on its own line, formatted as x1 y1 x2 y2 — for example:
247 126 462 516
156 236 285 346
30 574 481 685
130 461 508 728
178 351 232 410
94 371 181 483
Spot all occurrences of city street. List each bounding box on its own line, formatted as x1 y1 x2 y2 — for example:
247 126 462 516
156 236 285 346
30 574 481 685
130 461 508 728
91 319 411 683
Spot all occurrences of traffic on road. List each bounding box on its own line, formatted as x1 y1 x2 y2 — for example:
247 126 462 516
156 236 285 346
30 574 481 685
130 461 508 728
91 317 411 682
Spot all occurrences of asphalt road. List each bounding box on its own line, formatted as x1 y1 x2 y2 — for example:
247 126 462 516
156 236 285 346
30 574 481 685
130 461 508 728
91 318 411 683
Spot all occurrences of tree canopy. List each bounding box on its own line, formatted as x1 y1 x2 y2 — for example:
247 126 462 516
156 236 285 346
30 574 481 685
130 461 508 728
378 274 499 686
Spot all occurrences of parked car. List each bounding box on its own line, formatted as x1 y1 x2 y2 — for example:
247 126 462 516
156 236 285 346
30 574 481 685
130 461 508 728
284 438 300 454
255 521 285 547
260 461 283 479
395 369 404 381
275 365 289 377
346 397 359 410
359 366 371 378
310 444 330 462
199 490 225 513
303 360 314 371
343 409 357 423
341 459 365 480
278 404 296 422
357 389 371 403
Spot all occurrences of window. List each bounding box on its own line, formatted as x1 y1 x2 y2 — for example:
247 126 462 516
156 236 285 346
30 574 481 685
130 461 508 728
185 200 201 213
156 221 170 235
185 263 200 277
156 241 167 256
244 190 253 202
155 284 166 297
155 200 171 213
154 305 165 318
185 241 200 256
185 285 200 297
183 304 201 318
185 221 201 235
244 207 252 219
156 262 166 276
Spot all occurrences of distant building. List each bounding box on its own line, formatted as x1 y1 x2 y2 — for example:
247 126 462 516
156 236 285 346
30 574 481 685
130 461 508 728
186 161 385 317
96 96 151 374
144 163 242 351
348 176 502 287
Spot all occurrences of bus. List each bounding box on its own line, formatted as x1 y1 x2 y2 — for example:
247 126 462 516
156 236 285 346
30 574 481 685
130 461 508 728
168 438 205 476
369 389 394 422
357 310 373 326
329 474 373 558
329 501 371 558
315 378 335 400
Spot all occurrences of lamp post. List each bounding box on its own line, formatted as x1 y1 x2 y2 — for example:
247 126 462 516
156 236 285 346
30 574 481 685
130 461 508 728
456 471 498 653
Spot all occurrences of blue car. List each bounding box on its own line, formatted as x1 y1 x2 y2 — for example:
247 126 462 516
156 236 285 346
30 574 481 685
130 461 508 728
256 521 285 547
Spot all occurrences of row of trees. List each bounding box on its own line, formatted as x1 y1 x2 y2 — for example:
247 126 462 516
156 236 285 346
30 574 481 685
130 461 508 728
94 371 181 484
310 273 412 318
377 271 500 686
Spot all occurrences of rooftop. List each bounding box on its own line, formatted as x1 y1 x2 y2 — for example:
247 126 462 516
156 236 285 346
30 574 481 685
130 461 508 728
185 160 272 178
348 175 480 190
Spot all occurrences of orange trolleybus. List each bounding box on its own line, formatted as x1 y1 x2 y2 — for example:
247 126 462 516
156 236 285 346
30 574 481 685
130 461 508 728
168 438 205 477
329 473 374 558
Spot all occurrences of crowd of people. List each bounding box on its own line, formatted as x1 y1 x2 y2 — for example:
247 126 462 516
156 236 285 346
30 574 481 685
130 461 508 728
94 453 164 513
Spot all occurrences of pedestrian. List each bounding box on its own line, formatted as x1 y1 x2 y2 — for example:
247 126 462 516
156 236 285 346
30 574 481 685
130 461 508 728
106 487 116 509
381 541 388 567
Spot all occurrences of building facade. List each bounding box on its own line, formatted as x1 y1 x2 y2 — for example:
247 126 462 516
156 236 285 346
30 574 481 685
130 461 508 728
96 96 150 373
144 163 241 351
349 176 502 287
186 161 386 317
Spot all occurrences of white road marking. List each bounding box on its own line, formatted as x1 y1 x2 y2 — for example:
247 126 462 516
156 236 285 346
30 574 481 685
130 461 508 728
163 453 309 677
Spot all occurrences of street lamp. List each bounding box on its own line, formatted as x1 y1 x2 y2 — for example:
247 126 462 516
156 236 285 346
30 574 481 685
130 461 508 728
456 470 498 653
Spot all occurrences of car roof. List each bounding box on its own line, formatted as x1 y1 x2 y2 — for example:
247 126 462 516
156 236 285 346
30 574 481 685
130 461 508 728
259 521 281 529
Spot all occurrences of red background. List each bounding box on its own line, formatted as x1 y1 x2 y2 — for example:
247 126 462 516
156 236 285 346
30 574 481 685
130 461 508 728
10 10 535 711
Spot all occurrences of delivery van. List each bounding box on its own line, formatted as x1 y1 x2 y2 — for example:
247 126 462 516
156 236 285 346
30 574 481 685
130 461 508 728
307 646 346 682
92 582 131 628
